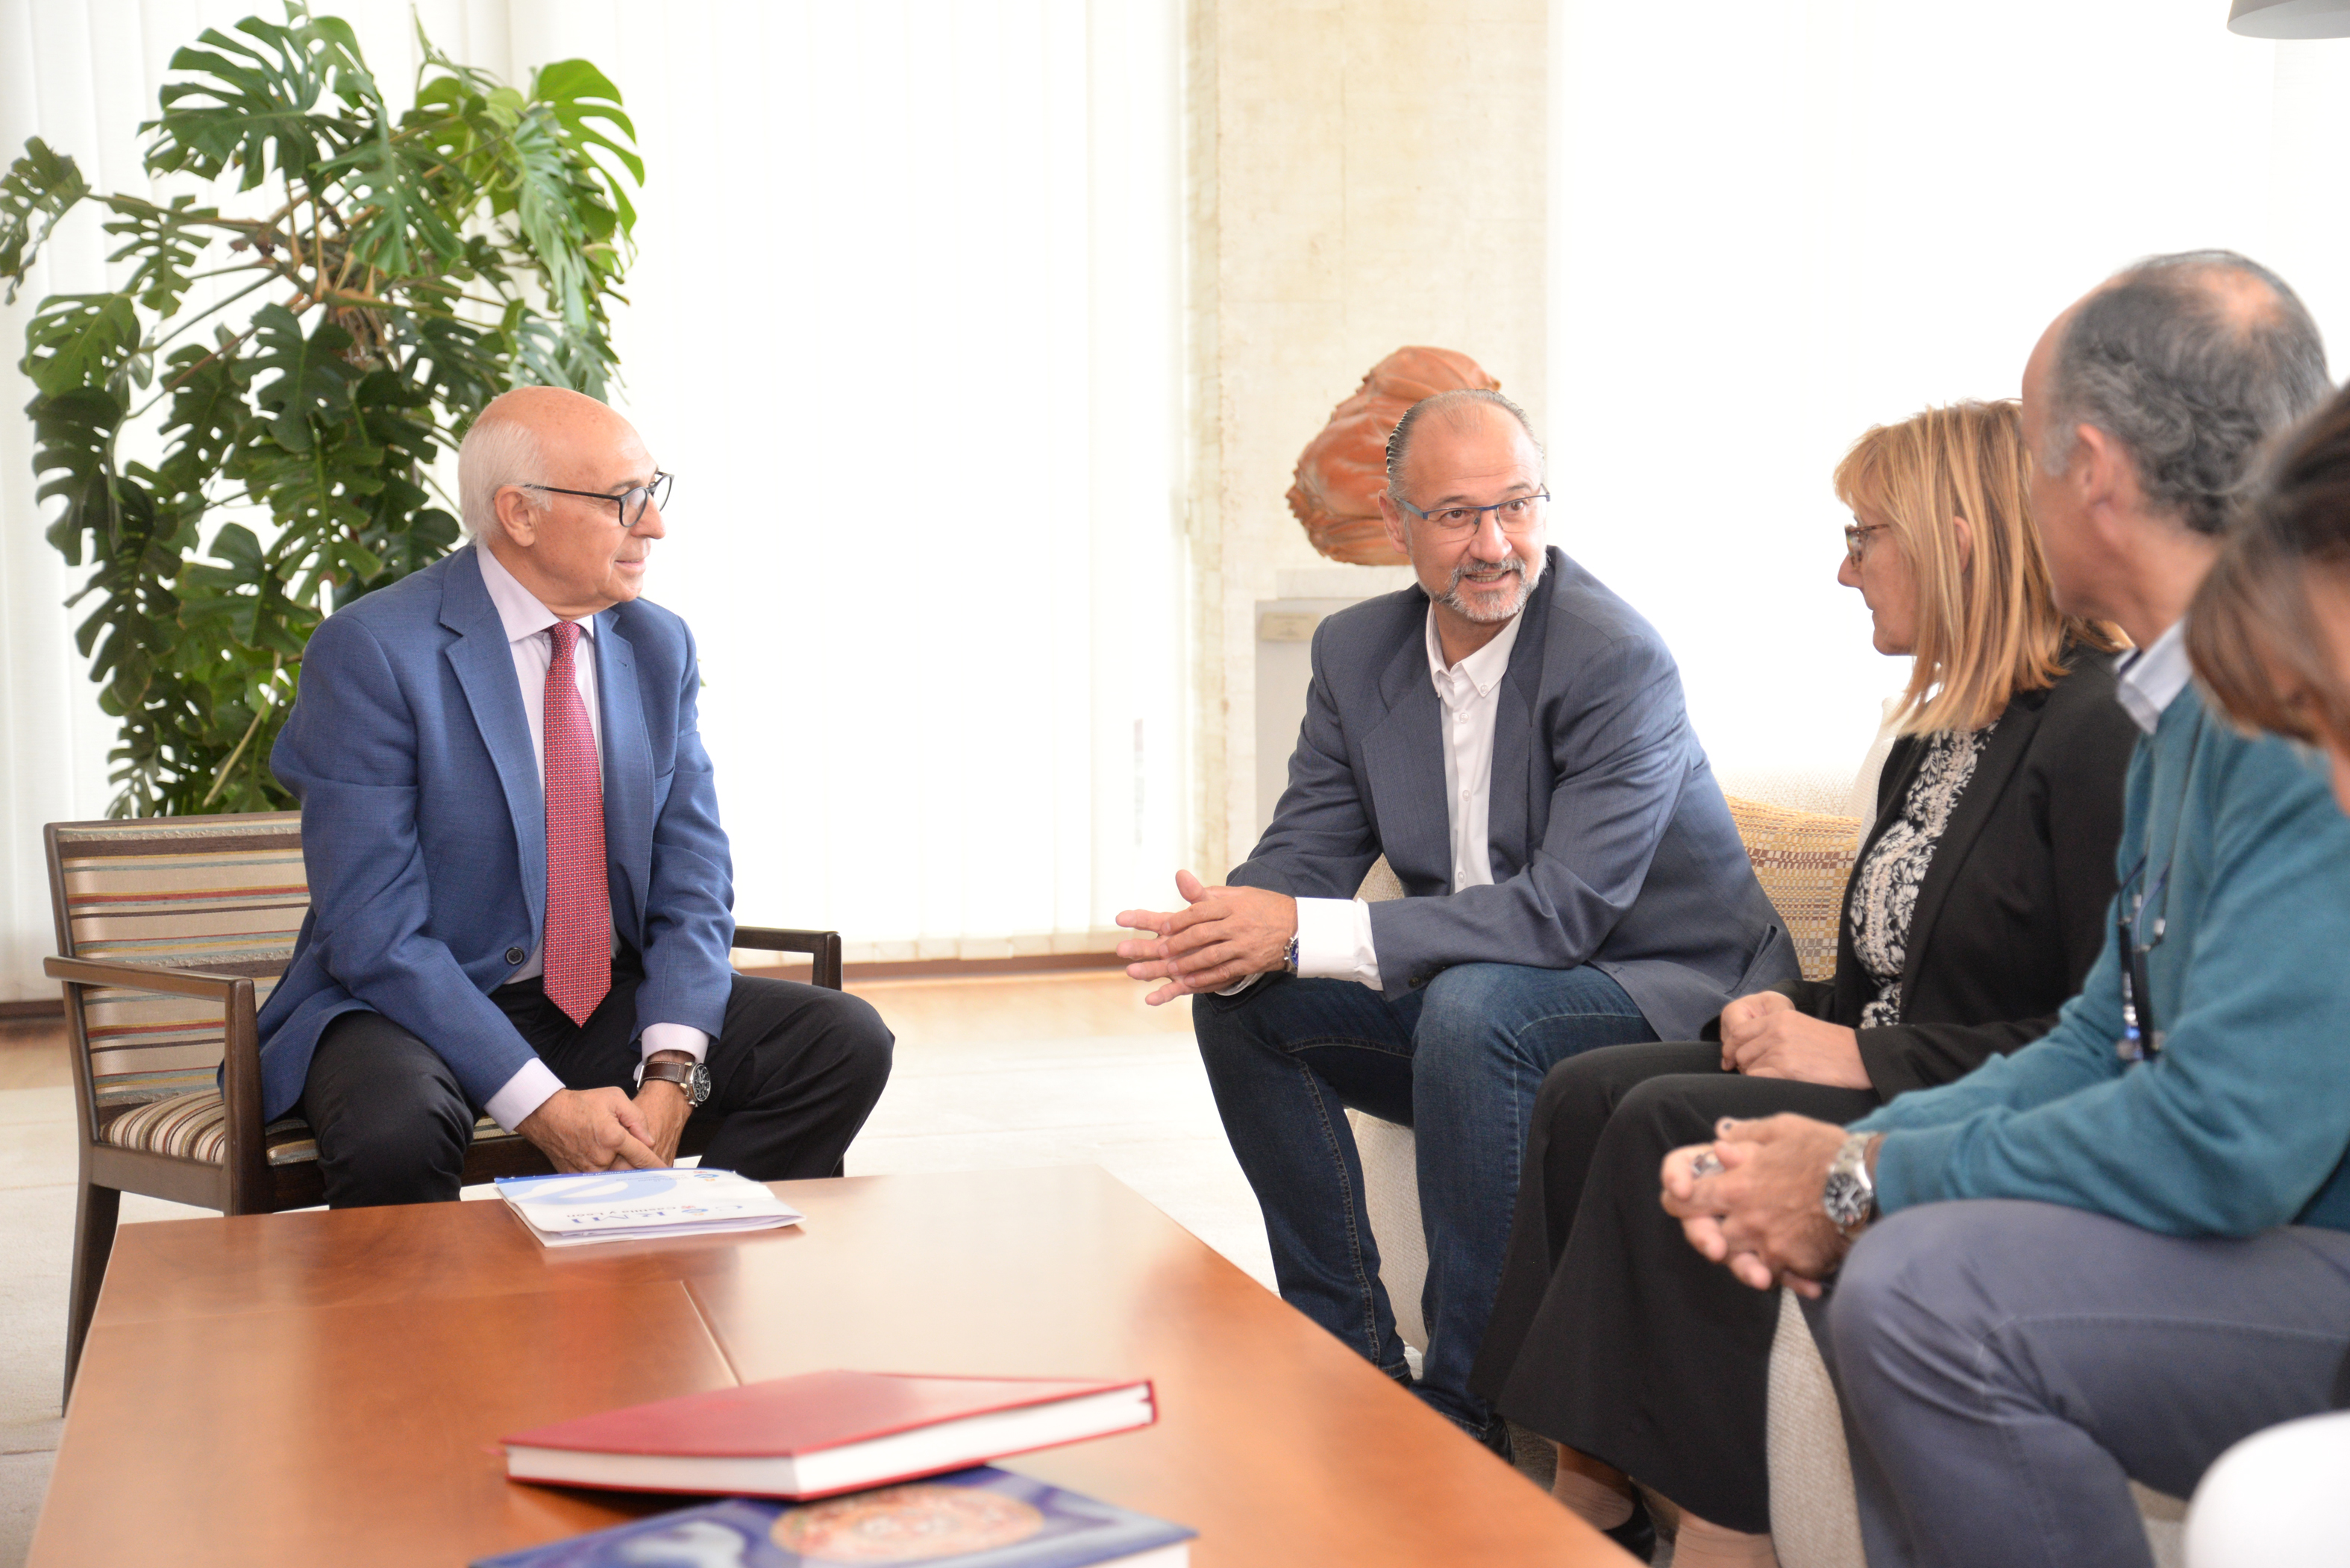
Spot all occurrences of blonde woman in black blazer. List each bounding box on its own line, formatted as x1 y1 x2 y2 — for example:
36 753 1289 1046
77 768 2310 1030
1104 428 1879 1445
1467 402 2137 1566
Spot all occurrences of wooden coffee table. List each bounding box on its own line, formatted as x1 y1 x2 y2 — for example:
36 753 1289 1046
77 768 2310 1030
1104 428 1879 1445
32 1164 1632 1566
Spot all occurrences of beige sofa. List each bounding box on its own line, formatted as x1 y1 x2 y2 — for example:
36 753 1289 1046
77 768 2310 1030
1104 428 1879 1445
1347 788 2187 1567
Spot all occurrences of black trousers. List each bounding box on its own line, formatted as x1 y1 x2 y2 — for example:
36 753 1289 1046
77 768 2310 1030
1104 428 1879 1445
300 954 894 1208
1466 1041 1879 1534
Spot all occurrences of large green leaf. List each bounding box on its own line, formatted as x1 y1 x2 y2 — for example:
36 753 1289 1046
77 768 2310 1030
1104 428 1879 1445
28 387 130 565
533 59 642 234
22 294 140 398
152 338 254 501
389 298 501 419
245 302 359 451
98 193 215 317
145 14 363 189
0 138 90 302
321 128 464 279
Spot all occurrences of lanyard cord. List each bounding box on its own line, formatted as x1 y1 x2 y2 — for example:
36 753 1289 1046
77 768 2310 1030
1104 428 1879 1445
2119 709 2209 1061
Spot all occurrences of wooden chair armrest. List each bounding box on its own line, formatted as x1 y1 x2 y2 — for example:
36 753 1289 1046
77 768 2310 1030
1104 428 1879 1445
44 955 248 1000
732 927 844 991
44 955 270 1209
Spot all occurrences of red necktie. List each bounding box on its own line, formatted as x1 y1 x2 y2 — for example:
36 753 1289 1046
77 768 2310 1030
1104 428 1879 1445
543 620 610 1026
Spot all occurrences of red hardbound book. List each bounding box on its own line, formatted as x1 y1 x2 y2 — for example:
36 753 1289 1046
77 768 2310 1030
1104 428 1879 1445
503 1371 1159 1500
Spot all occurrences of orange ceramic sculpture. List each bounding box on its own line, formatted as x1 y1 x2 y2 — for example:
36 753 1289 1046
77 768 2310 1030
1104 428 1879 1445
1286 347 1503 565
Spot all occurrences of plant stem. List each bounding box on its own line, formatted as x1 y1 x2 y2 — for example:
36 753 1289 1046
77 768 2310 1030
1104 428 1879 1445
144 267 278 356
199 653 280 808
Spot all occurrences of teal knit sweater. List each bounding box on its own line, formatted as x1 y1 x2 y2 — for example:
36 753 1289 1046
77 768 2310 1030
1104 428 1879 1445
1855 683 2350 1236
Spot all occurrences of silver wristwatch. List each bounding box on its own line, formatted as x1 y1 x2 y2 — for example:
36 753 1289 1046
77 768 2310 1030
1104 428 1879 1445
639 1058 711 1106
1822 1132 1879 1238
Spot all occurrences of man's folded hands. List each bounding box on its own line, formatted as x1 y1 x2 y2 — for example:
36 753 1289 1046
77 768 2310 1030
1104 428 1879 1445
517 1086 667 1173
1115 870 1299 1006
1661 1113 1853 1296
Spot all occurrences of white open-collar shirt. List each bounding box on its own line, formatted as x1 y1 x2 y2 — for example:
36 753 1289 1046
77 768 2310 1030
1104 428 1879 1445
2115 617 2192 735
475 543 709 1133
1282 603 1525 991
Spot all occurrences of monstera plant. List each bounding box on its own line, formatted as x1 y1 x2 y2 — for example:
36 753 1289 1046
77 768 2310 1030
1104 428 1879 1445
0 4 642 815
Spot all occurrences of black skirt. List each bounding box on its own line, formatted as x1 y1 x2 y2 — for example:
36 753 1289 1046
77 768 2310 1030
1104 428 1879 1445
1467 1040 1879 1533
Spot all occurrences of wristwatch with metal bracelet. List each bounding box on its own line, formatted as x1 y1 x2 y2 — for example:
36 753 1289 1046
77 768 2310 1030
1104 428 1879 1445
639 1057 711 1106
1822 1132 1881 1238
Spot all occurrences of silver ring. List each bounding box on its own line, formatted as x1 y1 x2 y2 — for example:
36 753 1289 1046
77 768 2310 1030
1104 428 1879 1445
1691 1150 1726 1179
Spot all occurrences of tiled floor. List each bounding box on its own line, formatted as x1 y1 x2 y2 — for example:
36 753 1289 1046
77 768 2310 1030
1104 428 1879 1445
0 973 1277 1567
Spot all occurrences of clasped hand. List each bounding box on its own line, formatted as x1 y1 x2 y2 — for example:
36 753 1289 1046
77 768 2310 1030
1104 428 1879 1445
518 1085 677 1173
1115 871 1298 1006
1659 1113 1852 1297
1717 989 1870 1088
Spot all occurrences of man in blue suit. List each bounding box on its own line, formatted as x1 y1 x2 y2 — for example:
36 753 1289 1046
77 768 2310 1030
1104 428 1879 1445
257 386 892 1206
1117 389 1794 1443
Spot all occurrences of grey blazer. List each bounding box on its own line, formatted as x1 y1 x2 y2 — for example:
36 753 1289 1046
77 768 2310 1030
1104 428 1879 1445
1231 547 1796 1040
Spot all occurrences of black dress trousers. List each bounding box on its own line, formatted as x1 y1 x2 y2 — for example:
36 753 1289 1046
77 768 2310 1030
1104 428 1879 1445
300 947 893 1208
1467 1040 1878 1534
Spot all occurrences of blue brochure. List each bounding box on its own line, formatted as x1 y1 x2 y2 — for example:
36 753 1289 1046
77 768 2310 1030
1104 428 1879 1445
471 1466 1194 1567
494 1167 803 1247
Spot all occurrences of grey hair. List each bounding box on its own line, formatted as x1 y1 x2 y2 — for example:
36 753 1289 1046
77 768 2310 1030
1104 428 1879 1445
2039 249 2331 536
457 407 548 539
1385 388 1545 501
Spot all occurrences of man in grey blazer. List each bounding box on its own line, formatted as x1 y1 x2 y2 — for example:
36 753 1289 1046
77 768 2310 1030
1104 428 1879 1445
1119 390 1794 1442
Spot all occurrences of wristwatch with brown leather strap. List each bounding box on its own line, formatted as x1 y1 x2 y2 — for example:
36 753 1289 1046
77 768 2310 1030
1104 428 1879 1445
638 1057 711 1106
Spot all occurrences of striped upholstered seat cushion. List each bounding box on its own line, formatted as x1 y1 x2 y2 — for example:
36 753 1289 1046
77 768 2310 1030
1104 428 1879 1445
101 1093 518 1167
1724 796 1862 983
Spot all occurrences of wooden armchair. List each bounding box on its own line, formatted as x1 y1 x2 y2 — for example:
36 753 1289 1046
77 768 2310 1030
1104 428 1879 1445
44 811 844 1402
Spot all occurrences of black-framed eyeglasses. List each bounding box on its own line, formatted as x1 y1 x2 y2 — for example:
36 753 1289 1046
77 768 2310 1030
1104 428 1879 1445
519 471 673 527
1397 489 1550 539
2114 854 2173 1062
1843 522 1893 563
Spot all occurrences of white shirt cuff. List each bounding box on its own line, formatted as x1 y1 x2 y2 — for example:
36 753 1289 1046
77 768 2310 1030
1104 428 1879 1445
1295 897 1382 989
639 1023 711 1065
483 1057 565 1134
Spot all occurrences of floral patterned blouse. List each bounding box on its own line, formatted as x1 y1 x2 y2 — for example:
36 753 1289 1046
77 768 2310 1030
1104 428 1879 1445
1846 725 1995 1027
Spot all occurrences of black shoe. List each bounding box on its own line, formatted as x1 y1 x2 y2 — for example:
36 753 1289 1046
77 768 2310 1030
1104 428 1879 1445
1600 1493 1656 1564
1478 1418 1515 1465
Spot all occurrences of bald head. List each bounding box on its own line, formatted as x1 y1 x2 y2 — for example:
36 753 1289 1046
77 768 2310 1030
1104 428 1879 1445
460 386 667 618
1385 389 1543 502
459 386 645 539
2031 250 2328 536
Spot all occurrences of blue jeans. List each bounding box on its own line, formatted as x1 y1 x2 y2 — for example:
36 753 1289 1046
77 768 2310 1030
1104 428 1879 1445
1193 963 1655 1432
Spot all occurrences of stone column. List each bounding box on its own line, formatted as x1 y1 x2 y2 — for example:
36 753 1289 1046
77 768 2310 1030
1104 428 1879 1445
1185 0 1548 874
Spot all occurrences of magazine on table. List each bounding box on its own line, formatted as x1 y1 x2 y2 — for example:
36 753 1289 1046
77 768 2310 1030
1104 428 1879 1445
471 1467 1193 1568
495 1167 803 1248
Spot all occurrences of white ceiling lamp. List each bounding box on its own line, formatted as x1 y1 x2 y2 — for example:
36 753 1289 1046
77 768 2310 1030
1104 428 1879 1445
2228 0 2350 37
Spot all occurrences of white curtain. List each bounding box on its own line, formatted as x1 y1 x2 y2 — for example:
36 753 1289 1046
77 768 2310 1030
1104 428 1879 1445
1547 0 2350 786
0 0 1185 997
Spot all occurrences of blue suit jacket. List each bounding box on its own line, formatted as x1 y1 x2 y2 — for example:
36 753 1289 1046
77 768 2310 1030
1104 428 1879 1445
1233 548 1796 1040
254 546 734 1120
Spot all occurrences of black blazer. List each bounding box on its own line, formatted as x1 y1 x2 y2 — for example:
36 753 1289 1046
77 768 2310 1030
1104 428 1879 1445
1790 650 2137 1100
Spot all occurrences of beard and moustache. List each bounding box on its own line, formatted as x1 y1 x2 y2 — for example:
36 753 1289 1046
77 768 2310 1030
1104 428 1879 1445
1439 551 1540 623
